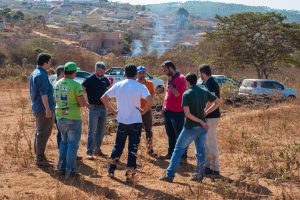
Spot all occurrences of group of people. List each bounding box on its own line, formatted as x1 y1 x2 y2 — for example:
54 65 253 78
30 52 221 183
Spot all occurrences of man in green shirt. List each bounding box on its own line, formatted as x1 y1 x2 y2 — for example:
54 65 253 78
54 62 89 177
160 73 222 182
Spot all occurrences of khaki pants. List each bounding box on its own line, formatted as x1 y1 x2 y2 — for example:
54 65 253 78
205 118 220 171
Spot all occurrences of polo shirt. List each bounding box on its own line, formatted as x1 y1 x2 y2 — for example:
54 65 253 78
182 85 217 129
202 77 221 118
29 66 55 113
163 72 186 112
82 74 110 105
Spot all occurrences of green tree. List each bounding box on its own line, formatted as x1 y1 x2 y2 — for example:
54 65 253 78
207 12 300 78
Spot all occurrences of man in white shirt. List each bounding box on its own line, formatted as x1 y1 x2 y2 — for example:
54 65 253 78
101 64 154 183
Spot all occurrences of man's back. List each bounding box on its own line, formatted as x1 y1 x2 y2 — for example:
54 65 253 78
106 79 150 125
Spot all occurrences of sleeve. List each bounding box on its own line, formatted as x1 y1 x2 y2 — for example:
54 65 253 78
206 90 217 102
105 84 117 98
149 82 155 97
181 92 189 107
105 78 111 88
141 84 150 99
36 74 49 96
176 76 187 97
82 77 90 88
215 83 220 98
76 84 84 97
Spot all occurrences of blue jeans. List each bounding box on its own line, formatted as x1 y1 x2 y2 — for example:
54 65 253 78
57 119 82 173
166 126 208 180
108 123 142 174
86 105 107 155
164 110 185 156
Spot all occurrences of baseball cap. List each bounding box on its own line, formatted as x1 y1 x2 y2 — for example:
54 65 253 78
137 66 147 72
64 62 78 72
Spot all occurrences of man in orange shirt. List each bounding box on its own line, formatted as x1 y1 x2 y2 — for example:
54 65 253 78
137 66 156 156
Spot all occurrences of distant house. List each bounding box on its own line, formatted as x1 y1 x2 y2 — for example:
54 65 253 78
80 31 125 53
0 20 6 30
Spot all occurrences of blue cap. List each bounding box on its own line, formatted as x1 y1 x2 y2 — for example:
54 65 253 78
137 66 147 72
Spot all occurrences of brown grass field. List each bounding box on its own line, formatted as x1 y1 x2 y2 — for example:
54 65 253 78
0 75 299 199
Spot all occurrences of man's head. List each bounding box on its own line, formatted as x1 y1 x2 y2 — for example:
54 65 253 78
37 53 51 69
95 61 107 77
199 64 212 81
161 60 176 76
64 62 78 79
185 73 198 88
125 63 137 79
137 66 147 81
56 65 64 80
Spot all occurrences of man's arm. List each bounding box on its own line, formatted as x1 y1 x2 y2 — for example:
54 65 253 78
41 95 52 118
101 94 118 115
205 98 222 116
183 106 208 130
76 95 89 107
141 95 155 115
168 76 180 97
38 75 52 118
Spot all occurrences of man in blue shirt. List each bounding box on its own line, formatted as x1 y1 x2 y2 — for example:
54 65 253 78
30 53 55 167
82 62 111 160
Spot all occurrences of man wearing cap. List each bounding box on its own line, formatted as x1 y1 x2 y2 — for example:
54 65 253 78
54 62 89 177
82 62 111 160
30 53 55 167
137 66 156 156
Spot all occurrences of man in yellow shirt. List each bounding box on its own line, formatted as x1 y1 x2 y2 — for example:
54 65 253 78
137 66 156 156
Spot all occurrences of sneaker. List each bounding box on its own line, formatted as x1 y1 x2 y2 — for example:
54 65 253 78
205 168 220 176
94 149 106 157
35 156 52 167
86 154 94 160
190 176 203 182
158 153 171 160
159 176 173 183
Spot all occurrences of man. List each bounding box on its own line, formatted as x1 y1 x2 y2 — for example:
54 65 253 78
159 61 187 161
199 64 221 176
53 65 64 149
101 64 154 183
82 62 111 160
160 73 222 182
137 66 156 156
54 62 89 177
30 53 55 167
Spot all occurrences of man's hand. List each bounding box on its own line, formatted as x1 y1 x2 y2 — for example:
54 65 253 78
111 109 118 116
45 109 52 119
200 122 209 131
204 111 208 117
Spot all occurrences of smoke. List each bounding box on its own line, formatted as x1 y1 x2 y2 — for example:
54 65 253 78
132 40 143 57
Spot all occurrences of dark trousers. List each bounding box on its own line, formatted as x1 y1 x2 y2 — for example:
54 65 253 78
108 123 142 174
55 117 62 149
142 110 153 150
34 111 54 160
164 110 185 156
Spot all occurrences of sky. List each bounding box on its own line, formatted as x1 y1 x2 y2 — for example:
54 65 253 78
115 0 300 11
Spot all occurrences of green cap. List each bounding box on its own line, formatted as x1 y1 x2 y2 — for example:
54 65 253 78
64 62 78 72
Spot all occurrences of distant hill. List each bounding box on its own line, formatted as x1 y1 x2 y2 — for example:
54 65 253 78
147 1 300 22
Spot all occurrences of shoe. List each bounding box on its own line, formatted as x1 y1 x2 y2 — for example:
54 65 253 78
159 176 173 183
35 156 52 167
86 154 94 160
76 156 83 161
94 149 106 157
147 149 158 157
56 169 66 176
190 176 203 182
125 168 136 184
67 171 82 178
205 168 220 176
158 153 171 160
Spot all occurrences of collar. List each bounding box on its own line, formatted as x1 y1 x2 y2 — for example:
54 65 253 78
172 71 180 80
37 66 47 74
203 76 213 84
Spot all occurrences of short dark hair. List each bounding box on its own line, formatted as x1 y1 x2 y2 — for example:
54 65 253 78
161 60 176 70
64 70 76 75
199 64 211 76
37 53 51 66
125 63 137 78
56 65 64 76
186 73 198 86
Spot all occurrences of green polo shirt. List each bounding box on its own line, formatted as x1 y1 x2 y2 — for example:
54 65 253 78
54 78 83 120
182 85 217 129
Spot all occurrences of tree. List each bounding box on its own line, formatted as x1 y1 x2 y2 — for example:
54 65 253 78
207 12 300 79
176 8 189 28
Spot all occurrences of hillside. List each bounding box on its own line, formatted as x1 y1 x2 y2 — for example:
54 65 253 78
147 1 300 22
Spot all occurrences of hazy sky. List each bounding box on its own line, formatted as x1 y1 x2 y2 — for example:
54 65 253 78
115 0 300 11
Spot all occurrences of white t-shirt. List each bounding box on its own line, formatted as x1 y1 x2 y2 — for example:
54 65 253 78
105 79 150 125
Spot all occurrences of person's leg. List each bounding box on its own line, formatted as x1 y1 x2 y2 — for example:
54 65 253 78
94 107 107 154
55 117 62 149
86 107 98 156
57 119 68 171
108 123 128 174
165 128 195 180
164 110 176 156
194 127 208 180
34 111 54 161
205 118 220 172
65 120 82 173
170 111 187 158
142 110 153 152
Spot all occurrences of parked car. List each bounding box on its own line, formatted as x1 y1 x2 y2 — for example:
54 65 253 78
49 70 92 85
238 79 297 100
105 67 165 92
198 75 239 95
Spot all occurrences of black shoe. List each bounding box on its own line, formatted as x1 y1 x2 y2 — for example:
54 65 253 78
190 176 203 182
35 156 52 167
94 149 106 157
205 168 220 176
159 176 173 183
158 153 171 160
